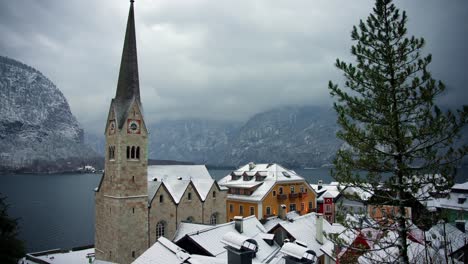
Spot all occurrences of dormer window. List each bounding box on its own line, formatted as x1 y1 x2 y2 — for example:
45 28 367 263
458 197 466 204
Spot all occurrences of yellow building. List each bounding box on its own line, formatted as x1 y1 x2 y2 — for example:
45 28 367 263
219 163 316 221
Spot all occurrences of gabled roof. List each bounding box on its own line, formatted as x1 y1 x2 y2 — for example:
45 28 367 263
147 165 217 204
134 236 227 264
173 216 280 262
310 182 341 202
265 213 344 258
218 163 310 202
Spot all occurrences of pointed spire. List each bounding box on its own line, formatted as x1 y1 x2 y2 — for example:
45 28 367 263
116 0 139 102
114 0 140 128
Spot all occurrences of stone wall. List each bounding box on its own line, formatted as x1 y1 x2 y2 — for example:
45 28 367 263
149 186 177 244
202 184 227 225
177 183 204 224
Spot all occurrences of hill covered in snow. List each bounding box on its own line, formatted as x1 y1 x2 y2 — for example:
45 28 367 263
0 56 100 173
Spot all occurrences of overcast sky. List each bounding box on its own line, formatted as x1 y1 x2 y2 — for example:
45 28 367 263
1 0 467 135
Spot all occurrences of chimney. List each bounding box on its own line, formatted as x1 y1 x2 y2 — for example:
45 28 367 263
248 162 256 170
316 214 323 244
456 220 466 233
221 232 258 264
234 216 244 233
279 204 287 220
281 242 316 264
318 180 323 190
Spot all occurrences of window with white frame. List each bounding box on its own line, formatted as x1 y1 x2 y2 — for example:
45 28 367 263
210 213 217 225
156 221 165 238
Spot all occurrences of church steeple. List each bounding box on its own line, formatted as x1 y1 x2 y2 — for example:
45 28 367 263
115 0 140 128
95 2 149 263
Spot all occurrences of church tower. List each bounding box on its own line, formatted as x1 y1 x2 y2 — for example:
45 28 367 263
95 1 149 263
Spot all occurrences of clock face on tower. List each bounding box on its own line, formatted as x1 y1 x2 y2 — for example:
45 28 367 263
109 120 116 135
127 119 141 134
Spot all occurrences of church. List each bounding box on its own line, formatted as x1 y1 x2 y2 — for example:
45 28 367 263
94 1 226 263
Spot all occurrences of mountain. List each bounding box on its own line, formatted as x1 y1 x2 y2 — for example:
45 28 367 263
149 120 241 165
225 106 341 167
129 106 339 168
0 56 100 173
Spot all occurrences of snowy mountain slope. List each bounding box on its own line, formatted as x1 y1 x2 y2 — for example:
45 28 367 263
224 106 342 167
0 56 100 173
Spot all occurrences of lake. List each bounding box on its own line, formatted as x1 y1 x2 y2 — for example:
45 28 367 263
0 167 466 252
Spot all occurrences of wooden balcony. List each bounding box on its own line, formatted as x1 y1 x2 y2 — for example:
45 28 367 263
298 192 308 198
277 194 288 200
289 193 299 199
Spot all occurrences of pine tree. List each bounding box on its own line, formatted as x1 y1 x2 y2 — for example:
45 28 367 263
0 195 25 264
328 0 467 263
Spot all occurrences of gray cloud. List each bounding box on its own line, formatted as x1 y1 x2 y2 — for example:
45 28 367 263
1 0 467 135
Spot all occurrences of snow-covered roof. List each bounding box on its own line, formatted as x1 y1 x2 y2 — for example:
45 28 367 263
265 212 344 258
147 165 216 204
134 236 227 264
133 237 188 264
310 183 341 201
342 186 373 201
426 222 468 256
435 193 468 211
452 182 468 191
218 163 310 202
21 248 95 264
358 230 443 264
173 215 280 263
280 242 316 261
148 165 212 181
163 179 191 204
310 182 373 202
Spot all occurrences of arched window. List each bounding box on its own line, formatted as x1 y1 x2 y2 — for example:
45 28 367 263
279 187 283 194
186 216 194 223
131 146 136 159
156 221 165 239
127 146 130 159
210 213 217 225
136 147 140 160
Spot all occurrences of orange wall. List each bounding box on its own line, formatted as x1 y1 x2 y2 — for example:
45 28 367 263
227 201 258 221
368 205 412 223
262 182 315 218
226 181 316 221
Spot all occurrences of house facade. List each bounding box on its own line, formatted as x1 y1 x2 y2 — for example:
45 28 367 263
436 182 468 222
218 163 316 221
